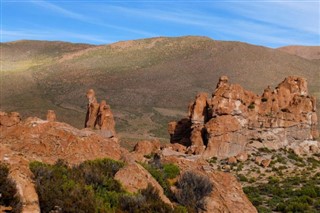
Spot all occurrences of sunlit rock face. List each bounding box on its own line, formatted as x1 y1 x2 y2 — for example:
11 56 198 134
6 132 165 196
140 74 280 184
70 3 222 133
169 76 319 158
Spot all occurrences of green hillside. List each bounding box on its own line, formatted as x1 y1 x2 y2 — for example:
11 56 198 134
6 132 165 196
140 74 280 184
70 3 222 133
1 36 319 142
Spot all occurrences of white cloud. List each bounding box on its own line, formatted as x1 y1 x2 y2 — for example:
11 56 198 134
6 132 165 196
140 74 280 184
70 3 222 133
30 0 155 37
101 3 319 46
1 29 113 44
31 0 87 21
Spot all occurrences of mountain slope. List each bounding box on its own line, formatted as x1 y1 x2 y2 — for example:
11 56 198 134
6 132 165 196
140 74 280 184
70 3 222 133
278 45 320 60
1 36 319 141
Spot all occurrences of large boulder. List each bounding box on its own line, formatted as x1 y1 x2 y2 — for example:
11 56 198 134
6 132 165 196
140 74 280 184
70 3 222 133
114 163 172 206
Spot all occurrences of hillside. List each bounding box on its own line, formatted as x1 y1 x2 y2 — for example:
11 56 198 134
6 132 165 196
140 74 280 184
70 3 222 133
1 36 319 141
278 45 320 60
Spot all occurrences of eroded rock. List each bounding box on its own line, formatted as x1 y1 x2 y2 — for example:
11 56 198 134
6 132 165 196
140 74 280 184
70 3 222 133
169 76 319 159
47 110 57 122
0 112 21 127
114 163 172 206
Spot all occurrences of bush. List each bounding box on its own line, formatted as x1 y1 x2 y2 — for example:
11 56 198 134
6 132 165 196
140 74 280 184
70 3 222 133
30 160 97 212
238 174 248 182
248 102 255 109
208 157 217 164
141 163 174 199
244 172 320 212
0 164 22 212
119 184 174 213
175 171 213 212
163 164 180 179
73 158 124 192
30 159 184 212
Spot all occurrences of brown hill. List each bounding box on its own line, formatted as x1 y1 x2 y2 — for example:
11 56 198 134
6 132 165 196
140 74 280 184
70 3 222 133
1 36 319 142
278 45 320 60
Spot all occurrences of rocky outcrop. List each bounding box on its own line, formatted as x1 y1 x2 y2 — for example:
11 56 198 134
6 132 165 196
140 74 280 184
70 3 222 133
1 116 121 164
161 154 257 213
0 112 21 127
85 89 99 128
169 76 319 158
85 89 116 138
114 163 172 206
204 171 257 213
1 109 258 213
46 110 57 122
0 111 122 212
98 100 116 137
1 150 40 213
133 140 161 156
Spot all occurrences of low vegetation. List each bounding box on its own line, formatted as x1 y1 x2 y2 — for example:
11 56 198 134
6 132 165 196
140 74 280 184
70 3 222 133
176 171 213 212
244 172 320 213
30 158 214 212
208 148 320 213
141 161 180 199
0 163 22 212
139 160 214 213
30 159 181 212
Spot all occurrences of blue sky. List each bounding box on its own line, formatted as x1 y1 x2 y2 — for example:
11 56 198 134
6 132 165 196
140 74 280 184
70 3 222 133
1 0 319 47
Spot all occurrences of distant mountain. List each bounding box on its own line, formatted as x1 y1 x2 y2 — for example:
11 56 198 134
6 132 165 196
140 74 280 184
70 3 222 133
278 45 320 60
1 37 319 141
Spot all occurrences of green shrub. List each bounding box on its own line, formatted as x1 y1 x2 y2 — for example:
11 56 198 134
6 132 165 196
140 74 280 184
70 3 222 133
119 184 173 213
141 163 173 198
30 159 187 212
30 160 97 212
244 172 320 213
288 151 304 162
237 174 248 182
173 205 188 213
163 163 180 179
0 164 22 212
208 157 217 164
256 206 272 213
73 158 124 192
248 102 255 109
175 171 213 212
258 147 272 153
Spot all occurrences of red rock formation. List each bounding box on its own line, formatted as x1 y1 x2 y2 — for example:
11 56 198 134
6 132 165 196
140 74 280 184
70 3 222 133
46 110 57 122
169 76 319 159
0 113 122 212
1 109 257 213
85 89 100 128
98 100 116 137
0 112 21 127
114 163 172 206
84 89 116 138
188 92 209 125
133 140 161 155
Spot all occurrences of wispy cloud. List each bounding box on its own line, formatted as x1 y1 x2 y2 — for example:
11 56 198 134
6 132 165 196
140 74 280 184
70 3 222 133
1 29 113 44
30 0 155 37
215 2 319 35
31 0 87 21
3 1 319 47
101 3 319 46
